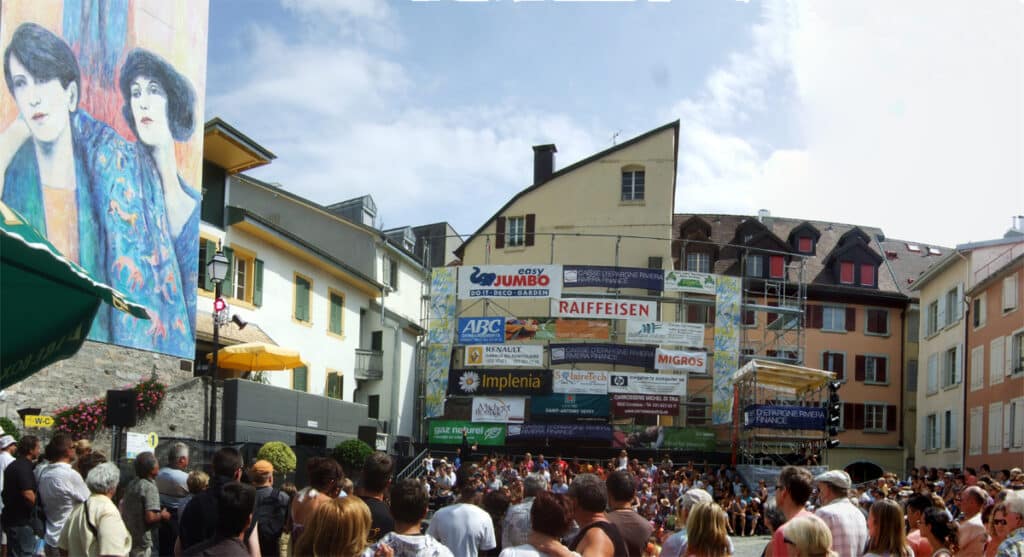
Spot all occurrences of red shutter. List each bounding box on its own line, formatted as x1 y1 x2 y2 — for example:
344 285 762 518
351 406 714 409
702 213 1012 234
821 352 829 369
807 304 823 329
798 237 812 253
840 262 855 284
877 358 887 383
854 403 865 430
706 303 716 324
886 404 897 431
495 217 506 249
835 354 845 381
767 301 778 325
769 256 785 278
860 263 875 286
843 403 854 430
845 307 857 331
855 356 866 381
525 214 536 246
687 305 701 323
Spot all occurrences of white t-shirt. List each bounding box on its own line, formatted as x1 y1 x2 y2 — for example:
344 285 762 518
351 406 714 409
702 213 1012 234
364 531 454 557
427 502 496 557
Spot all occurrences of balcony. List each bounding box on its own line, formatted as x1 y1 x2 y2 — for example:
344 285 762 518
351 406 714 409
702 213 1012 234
354 349 384 380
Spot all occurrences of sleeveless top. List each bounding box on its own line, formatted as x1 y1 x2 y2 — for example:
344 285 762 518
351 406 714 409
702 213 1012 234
569 520 629 557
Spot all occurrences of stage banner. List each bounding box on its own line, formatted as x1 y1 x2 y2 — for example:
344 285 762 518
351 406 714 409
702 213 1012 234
743 405 826 430
457 317 506 344
465 345 544 367
664 270 718 295
506 318 610 341
530 394 610 419
563 265 664 291
428 420 506 446
425 268 458 417
611 394 680 416
549 343 654 367
471 397 526 423
458 265 562 299
612 425 717 451
626 320 705 348
507 423 611 441
552 369 609 395
607 372 687 396
654 348 708 374
551 298 658 319
447 368 552 396
712 276 742 424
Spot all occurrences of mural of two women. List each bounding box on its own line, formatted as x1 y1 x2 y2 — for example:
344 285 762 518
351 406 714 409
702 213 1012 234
0 22 199 359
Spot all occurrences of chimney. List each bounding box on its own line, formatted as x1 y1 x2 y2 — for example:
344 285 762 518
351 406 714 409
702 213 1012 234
757 209 770 222
533 144 557 185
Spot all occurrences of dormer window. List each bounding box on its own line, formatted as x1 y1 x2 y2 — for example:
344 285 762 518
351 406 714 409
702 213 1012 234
860 264 876 287
797 237 813 253
769 255 785 279
787 222 820 255
686 252 712 273
840 262 855 284
746 255 764 277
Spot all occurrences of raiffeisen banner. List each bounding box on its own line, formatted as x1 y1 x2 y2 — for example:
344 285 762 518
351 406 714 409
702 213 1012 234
1 2 209 359
551 298 658 319
458 265 562 299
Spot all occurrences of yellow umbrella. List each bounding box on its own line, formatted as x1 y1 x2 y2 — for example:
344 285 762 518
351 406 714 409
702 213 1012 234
207 342 303 374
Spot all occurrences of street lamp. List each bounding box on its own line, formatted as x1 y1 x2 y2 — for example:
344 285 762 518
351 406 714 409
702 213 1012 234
207 248 230 441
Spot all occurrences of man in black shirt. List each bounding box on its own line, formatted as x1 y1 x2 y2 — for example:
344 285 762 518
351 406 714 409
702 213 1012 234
176 447 257 554
2 435 40 557
356 452 395 543
183 482 255 556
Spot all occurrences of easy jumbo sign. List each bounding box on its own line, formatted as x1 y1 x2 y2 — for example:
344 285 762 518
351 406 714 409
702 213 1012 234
457 317 506 344
458 265 562 299
465 345 544 367
654 348 708 374
447 369 553 396
626 321 705 348
471 397 526 423
607 372 687 396
428 420 506 446
551 298 658 319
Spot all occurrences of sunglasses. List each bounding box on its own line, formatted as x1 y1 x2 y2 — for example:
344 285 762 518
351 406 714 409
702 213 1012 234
784 538 795 545
992 519 1007 525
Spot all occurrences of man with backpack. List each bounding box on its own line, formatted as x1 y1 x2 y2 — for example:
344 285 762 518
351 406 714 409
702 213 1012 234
249 460 290 557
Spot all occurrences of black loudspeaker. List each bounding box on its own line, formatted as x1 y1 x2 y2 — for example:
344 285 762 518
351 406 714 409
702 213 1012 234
394 435 412 456
358 426 377 448
105 390 137 427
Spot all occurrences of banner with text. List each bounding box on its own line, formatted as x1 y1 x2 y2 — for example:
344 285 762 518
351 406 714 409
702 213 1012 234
506 318 610 342
457 317 506 344
471 397 527 423
530 394 610 420
428 420 506 446
612 425 717 451
552 369 610 395
458 265 562 299
507 423 612 441
654 348 709 374
712 276 742 425
551 298 658 319
626 321 705 348
563 265 664 291
611 394 681 416
447 368 553 396
465 345 544 367
425 268 457 417
743 405 826 430
664 270 718 295
607 372 687 396
549 344 655 367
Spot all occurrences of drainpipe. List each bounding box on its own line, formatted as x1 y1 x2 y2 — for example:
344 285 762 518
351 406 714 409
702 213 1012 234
952 249 969 471
390 318 401 451
899 307 906 457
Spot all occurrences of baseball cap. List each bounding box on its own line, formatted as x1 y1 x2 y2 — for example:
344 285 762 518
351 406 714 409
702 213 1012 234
678 488 712 511
814 470 852 490
251 460 274 475
0 435 15 449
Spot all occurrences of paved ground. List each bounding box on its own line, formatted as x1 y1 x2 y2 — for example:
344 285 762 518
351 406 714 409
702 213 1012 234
731 535 771 557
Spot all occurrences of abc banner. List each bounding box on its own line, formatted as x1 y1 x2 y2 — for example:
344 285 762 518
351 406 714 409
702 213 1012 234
626 321 705 348
447 368 553 396
458 265 562 299
551 298 657 319
457 317 506 344
653 348 708 374
471 397 526 423
552 369 609 395
607 372 687 396
465 345 544 367
428 420 506 446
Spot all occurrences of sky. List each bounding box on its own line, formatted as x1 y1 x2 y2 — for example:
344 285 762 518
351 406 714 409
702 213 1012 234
206 0 1024 249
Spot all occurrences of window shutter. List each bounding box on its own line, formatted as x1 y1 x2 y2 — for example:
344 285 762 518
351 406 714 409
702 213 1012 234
855 355 866 382
845 307 856 331
203 239 216 291
835 354 845 380
886 404 897 432
806 305 823 329
293 365 308 392
991 337 1005 383
821 352 829 370
767 301 778 325
769 255 785 278
253 259 264 307
955 283 964 319
937 295 947 328
951 409 959 449
329 295 343 334
221 247 234 295
877 357 887 383
954 343 963 384
648 256 663 296
495 216 506 249
1003 403 1012 449
927 354 939 391
1005 335 1014 377
686 305 702 324
295 277 309 322
844 403 854 430
525 214 536 246
854 403 865 430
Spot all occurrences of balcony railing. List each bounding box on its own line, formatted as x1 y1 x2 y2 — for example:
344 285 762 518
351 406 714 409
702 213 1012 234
355 349 384 380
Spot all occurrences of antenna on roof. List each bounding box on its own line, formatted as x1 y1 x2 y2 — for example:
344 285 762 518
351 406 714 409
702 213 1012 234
612 131 621 145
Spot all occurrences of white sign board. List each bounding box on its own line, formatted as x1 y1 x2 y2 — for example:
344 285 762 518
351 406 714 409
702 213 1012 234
551 298 658 319
664 270 717 294
625 320 705 347
552 369 610 395
458 265 562 299
125 432 158 460
654 348 708 373
465 344 544 367
471 397 527 423
607 372 687 396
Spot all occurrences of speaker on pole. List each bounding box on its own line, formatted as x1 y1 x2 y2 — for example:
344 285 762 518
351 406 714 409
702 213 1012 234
105 390 137 427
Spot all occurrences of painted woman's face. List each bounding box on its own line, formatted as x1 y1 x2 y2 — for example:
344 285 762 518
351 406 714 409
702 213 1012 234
8 54 75 144
130 75 172 147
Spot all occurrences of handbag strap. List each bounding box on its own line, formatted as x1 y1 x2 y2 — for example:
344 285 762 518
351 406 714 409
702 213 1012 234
83 499 99 538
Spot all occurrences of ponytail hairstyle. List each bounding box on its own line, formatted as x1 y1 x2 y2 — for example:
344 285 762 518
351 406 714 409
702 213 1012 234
923 507 959 553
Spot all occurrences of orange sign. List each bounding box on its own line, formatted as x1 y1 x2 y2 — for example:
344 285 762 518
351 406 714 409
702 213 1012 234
505 318 610 341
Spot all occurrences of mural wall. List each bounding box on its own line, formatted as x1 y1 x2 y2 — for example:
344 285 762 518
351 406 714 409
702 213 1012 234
0 0 209 359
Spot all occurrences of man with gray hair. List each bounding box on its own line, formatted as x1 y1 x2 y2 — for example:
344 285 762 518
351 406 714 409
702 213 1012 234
57 462 131 556
502 473 548 548
156 442 190 555
38 434 89 557
958 485 989 556
123 451 171 557
996 489 1024 557
813 470 867 557
661 487 713 557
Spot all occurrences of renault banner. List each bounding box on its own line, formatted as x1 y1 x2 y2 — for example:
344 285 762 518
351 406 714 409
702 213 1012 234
465 344 544 367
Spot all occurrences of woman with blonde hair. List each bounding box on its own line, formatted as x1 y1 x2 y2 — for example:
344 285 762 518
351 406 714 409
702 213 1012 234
865 499 913 557
984 502 1009 557
684 502 732 557
781 515 836 557
292 496 372 557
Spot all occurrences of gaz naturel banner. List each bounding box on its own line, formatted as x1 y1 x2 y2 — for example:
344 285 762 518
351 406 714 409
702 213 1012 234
612 425 717 451
626 321 705 348
530 394 610 419
465 344 544 367
458 265 562 299
1 1 210 359
505 318 610 341
471 397 526 423
654 348 708 374
549 343 655 367
562 265 664 291
428 420 506 446
447 368 553 396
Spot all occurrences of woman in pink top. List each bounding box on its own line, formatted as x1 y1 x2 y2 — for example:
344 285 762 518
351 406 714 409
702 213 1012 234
905 495 934 557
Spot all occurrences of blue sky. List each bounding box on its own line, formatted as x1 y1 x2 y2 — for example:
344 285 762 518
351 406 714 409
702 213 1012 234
206 0 1023 248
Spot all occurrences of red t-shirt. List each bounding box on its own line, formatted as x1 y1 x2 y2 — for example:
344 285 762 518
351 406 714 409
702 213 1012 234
771 509 815 557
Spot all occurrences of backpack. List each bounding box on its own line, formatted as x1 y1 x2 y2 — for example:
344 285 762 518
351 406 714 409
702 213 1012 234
254 488 290 554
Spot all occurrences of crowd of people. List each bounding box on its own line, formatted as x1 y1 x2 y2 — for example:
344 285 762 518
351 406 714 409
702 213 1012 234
0 429 1022 557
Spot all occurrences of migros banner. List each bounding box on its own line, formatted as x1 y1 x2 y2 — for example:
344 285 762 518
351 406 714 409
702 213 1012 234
653 348 708 374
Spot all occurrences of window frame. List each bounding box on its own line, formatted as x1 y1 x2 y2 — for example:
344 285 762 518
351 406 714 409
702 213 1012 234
925 413 938 451
941 346 959 388
685 252 712 273
621 168 646 201
1003 274 1019 313
945 287 962 326
1012 330 1024 377
972 293 986 329
797 236 813 254
292 363 309 393
864 307 890 336
927 300 939 336
506 216 526 247
382 256 399 290
229 244 257 304
745 254 764 277
839 261 855 284
325 370 344 400
822 350 846 382
864 355 889 385
327 288 345 338
864 403 887 433
198 234 220 295
293 272 314 325
943 409 955 449
822 305 846 332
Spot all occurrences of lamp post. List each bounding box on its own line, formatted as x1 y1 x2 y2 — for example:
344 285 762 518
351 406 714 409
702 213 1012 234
207 248 230 441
